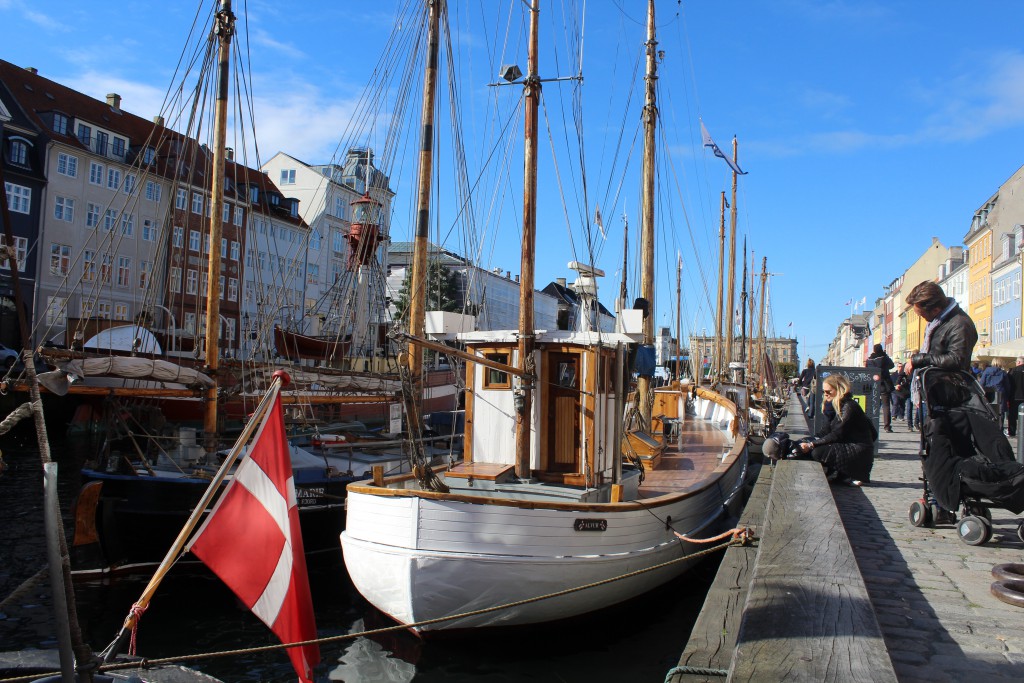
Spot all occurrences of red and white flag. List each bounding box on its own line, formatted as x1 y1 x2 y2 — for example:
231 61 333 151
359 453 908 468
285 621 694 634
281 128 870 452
188 395 320 682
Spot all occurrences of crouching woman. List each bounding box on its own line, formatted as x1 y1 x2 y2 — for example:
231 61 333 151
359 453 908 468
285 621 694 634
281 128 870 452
796 374 875 485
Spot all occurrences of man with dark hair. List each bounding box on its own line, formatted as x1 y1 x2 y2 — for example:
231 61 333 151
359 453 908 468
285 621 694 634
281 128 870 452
905 280 978 372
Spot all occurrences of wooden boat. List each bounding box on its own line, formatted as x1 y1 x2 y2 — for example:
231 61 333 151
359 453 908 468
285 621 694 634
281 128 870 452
273 324 351 362
341 0 750 632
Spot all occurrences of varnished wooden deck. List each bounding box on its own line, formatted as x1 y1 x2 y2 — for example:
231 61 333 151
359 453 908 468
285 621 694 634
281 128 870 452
637 419 733 498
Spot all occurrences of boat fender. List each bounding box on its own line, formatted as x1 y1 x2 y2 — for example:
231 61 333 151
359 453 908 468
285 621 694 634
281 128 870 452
992 563 1024 583
990 577 1024 609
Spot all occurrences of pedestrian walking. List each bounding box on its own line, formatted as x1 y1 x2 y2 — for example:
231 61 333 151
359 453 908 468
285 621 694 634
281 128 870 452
866 343 895 432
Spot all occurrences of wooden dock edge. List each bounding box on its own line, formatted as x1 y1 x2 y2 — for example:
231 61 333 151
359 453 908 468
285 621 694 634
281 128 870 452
671 460 897 682
669 463 772 682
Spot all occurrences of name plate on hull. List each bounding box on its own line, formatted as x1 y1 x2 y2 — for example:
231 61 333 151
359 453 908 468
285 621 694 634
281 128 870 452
574 519 607 532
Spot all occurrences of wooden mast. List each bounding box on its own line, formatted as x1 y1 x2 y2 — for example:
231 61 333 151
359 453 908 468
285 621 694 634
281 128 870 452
405 0 441 421
675 253 682 382
714 191 726 378
637 0 658 427
739 238 748 364
724 137 739 371
202 0 234 449
514 0 541 478
757 256 768 383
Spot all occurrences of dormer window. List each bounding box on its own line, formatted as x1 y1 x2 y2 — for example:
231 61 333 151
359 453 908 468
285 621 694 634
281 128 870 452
143 146 155 165
6 138 29 166
249 186 259 203
52 113 69 135
269 193 280 207
77 123 92 146
289 201 298 218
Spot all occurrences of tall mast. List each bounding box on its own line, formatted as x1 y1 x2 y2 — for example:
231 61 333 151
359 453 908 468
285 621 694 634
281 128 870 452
724 137 739 370
757 256 768 383
202 0 234 448
714 191 726 378
515 0 541 477
406 0 441 420
739 238 748 364
637 0 658 427
675 253 682 382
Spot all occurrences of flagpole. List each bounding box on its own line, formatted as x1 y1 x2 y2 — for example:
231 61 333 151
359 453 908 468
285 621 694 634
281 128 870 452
101 371 291 662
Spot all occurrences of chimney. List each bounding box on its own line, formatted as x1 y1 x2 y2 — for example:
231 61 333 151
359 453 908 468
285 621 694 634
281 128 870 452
226 147 234 161
556 277 566 288
106 93 121 110
25 67 38 75
153 115 165 127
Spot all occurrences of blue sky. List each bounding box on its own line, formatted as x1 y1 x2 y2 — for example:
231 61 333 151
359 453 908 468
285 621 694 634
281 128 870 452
4 0 1024 365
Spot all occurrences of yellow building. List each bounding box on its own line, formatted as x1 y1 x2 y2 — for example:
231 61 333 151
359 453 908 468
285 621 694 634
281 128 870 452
964 197 995 349
899 238 952 357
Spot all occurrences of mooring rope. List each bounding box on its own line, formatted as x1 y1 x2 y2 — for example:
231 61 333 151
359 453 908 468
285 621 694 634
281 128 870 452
0 401 35 437
0 532 752 683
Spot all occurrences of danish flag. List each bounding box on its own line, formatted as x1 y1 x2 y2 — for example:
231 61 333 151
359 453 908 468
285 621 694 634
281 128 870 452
189 394 320 682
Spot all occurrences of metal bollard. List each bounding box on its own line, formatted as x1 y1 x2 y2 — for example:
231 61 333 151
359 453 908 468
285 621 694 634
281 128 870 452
1018 404 1024 465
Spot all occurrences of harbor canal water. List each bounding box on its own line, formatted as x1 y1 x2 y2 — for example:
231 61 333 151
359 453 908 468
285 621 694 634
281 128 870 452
0 428 720 682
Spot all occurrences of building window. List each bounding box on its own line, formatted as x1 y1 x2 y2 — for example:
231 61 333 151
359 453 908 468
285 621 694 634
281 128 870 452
219 275 225 300
169 267 181 293
120 213 134 237
107 168 121 190
173 226 184 247
186 269 198 295
4 183 31 214
100 255 112 284
200 272 209 297
104 209 117 232
310 230 321 251
57 153 78 177
230 240 239 261
228 277 238 301
123 173 137 194
222 202 231 222
184 312 196 334
86 203 100 228
142 219 157 242
332 229 345 253
50 243 71 276
117 256 131 287
89 161 103 185
95 131 108 156
82 250 96 282
143 146 156 165
203 235 210 255
334 196 346 219
192 192 203 214
308 264 319 285
139 260 152 289
221 237 227 258
482 352 511 389
189 230 200 252
234 206 243 226
46 296 66 326
77 124 92 147
97 301 111 319
52 113 69 135
7 139 29 166
175 188 187 210
111 137 126 159
114 303 129 321
280 169 296 185
54 196 75 222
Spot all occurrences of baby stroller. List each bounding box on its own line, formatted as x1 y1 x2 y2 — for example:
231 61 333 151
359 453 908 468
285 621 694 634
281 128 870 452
908 367 1024 545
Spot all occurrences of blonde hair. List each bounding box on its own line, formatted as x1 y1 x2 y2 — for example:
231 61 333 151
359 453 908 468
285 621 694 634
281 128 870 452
821 374 851 416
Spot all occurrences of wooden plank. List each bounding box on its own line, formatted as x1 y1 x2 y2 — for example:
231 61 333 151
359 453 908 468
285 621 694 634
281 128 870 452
729 461 896 682
671 464 772 682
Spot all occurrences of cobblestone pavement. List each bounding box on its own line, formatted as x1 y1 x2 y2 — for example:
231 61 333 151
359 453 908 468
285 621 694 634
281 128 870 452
782 395 1024 682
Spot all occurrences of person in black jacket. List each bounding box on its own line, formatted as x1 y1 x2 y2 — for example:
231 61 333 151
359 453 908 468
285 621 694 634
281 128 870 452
866 343 895 432
796 374 875 485
1009 356 1024 438
798 358 815 417
905 281 978 373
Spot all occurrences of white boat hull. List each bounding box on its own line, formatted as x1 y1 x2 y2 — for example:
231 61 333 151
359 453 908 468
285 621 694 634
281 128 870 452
340 456 745 631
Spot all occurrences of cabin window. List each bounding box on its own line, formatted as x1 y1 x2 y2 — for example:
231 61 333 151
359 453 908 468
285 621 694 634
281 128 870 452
557 360 577 388
483 352 511 389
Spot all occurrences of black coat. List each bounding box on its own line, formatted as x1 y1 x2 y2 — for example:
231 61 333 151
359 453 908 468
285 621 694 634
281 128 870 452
799 367 814 388
911 303 978 372
1011 364 1024 402
867 353 895 394
810 394 875 482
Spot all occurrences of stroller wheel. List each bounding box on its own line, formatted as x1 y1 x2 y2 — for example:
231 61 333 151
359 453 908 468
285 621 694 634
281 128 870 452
909 499 932 527
967 503 992 522
957 515 992 546
1017 521 1024 544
